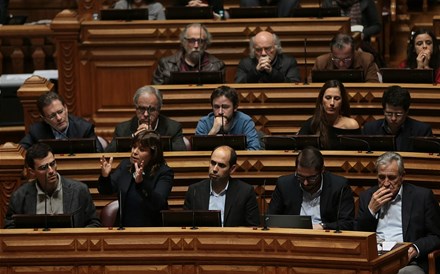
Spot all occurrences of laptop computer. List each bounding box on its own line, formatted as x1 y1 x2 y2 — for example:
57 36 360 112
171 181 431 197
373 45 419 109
380 68 434 84
262 135 320 150
13 214 73 229
228 6 278 18
169 71 223 85
100 8 149 21
337 135 396 152
39 138 97 155
115 136 173 152
311 69 365 83
410 136 440 154
262 214 313 229
291 7 340 18
191 135 247 151
165 6 213 19
161 210 222 227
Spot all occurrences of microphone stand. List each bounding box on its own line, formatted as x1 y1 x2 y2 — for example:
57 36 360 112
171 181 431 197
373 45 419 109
339 135 372 153
118 190 125 230
303 38 309 85
261 179 269 230
43 172 50 231
191 188 198 230
290 136 299 152
334 186 345 233
197 25 203 86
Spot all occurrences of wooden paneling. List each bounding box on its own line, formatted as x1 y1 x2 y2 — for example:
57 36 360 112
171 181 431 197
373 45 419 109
0 227 409 273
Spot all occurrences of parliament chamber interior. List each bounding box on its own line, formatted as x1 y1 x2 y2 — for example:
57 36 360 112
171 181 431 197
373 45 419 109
0 0 440 273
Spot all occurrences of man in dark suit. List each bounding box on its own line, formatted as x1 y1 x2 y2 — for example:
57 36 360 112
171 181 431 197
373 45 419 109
362 85 433 151
105 85 186 152
19 91 103 152
357 151 440 274
183 145 259 227
4 143 101 228
268 146 355 230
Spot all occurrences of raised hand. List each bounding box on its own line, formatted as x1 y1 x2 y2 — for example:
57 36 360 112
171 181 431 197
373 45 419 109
133 160 144 184
100 155 113 177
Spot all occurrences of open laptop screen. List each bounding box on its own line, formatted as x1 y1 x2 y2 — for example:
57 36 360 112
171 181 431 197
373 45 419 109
262 135 320 150
191 135 247 151
39 138 96 154
165 6 213 19
169 71 223 85
337 135 396 152
100 8 149 20
228 7 278 18
380 68 434 84
262 214 313 229
312 69 365 83
291 7 340 18
115 136 172 152
13 214 73 228
161 210 221 227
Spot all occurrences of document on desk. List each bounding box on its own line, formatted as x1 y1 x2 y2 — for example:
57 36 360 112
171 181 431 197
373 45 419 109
381 241 397 251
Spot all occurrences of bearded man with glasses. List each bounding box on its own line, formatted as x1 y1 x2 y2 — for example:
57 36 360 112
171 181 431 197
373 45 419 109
362 85 433 151
357 151 440 274
152 23 225 85
268 146 355 230
310 33 380 83
4 143 101 228
19 91 103 152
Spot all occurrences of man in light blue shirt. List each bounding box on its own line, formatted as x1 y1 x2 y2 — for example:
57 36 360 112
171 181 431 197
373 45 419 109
357 151 440 274
195 85 261 150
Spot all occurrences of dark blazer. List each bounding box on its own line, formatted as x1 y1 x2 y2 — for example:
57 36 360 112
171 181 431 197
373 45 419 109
4 176 101 228
357 184 440 273
235 53 301 83
362 117 433 151
183 178 260 227
268 172 355 230
98 159 174 227
19 114 103 152
105 114 187 152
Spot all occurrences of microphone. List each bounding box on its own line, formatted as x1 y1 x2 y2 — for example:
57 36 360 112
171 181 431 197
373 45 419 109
127 0 133 9
303 38 309 85
43 171 50 231
42 116 75 156
197 24 203 86
146 105 152 130
191 188 198 230
334 186 345 233
411 137 440 156
338 135 372 153
117 190 125 230
261 179 269 230
290 136 299 152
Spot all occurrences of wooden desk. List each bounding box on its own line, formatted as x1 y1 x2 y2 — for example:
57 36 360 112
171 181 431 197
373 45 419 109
0 227 409 273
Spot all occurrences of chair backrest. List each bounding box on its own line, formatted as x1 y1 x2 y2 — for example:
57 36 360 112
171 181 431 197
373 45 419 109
100 200 119 227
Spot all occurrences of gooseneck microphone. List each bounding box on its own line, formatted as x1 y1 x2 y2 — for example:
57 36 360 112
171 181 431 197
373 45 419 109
197 25 203 86
303 38 309 85
191 188 198 230
43 116 75 156
118 190 125 230
338 135 372 153
334 186 345 233
261 179 269 231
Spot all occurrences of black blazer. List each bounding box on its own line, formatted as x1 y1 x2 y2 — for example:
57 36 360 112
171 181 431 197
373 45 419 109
268 171 355 230
183 178 260 227
357 183 440 273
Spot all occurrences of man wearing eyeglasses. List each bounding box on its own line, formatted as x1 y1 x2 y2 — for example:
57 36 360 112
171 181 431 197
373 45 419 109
357 151 440 274
152 23 225 85
4 143 101 228
235 31 300 83
19 91 103 152
268 146 355 230
310 33 380 83
105 85 186 152
362 85 432 151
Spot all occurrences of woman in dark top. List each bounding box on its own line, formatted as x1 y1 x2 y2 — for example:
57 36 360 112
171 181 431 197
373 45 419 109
299 80 360 149
99 130 174 227
399 28 440 83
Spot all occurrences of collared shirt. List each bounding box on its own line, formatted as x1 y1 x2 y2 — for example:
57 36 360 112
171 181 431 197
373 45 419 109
209 180 229 227
36 173 64 214
300 178 324 224
52 124 69 139
376 186 403 242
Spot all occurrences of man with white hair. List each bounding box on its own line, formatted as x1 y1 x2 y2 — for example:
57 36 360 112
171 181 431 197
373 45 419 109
235 30 300 83
152 23 225 85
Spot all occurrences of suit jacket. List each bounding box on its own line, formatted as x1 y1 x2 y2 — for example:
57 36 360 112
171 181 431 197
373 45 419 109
362 117 433 151
311 50 380 83
106 114 186 152
183 178 260 227
357 184 440 273
4 176 101 228
152 50 225 85
98 159 174 227
268 172 355 230
19 114 103 152
235 53 301 83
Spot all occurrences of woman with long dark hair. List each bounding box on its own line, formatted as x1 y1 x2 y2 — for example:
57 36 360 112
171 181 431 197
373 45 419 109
99 130 173 226
299 80 360 149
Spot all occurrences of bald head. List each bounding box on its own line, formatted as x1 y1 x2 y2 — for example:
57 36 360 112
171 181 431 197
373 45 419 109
250 31 280 60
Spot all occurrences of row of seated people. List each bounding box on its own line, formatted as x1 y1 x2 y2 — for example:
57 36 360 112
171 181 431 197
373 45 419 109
17 81 434 153
4 141 440 273
150 24 440 84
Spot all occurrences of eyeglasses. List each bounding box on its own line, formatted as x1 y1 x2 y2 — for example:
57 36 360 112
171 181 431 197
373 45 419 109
331 57 352 63
45 108 65 121
36 160 57 171
184 38 207 45
136 105 159 114
213 104 232 110
377 174 400 182
254 46 274 54
295 172 321 183
384 111 405 118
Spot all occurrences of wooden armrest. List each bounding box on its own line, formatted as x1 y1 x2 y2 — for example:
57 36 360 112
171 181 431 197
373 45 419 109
428 249 440 274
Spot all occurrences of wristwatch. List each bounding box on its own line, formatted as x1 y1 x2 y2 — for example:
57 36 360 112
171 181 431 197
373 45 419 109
319 222 327 229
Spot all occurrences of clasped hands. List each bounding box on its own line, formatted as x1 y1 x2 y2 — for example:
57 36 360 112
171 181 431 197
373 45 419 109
256 56 272 73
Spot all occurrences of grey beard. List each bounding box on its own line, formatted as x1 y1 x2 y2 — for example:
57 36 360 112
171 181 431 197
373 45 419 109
187 51 203 66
